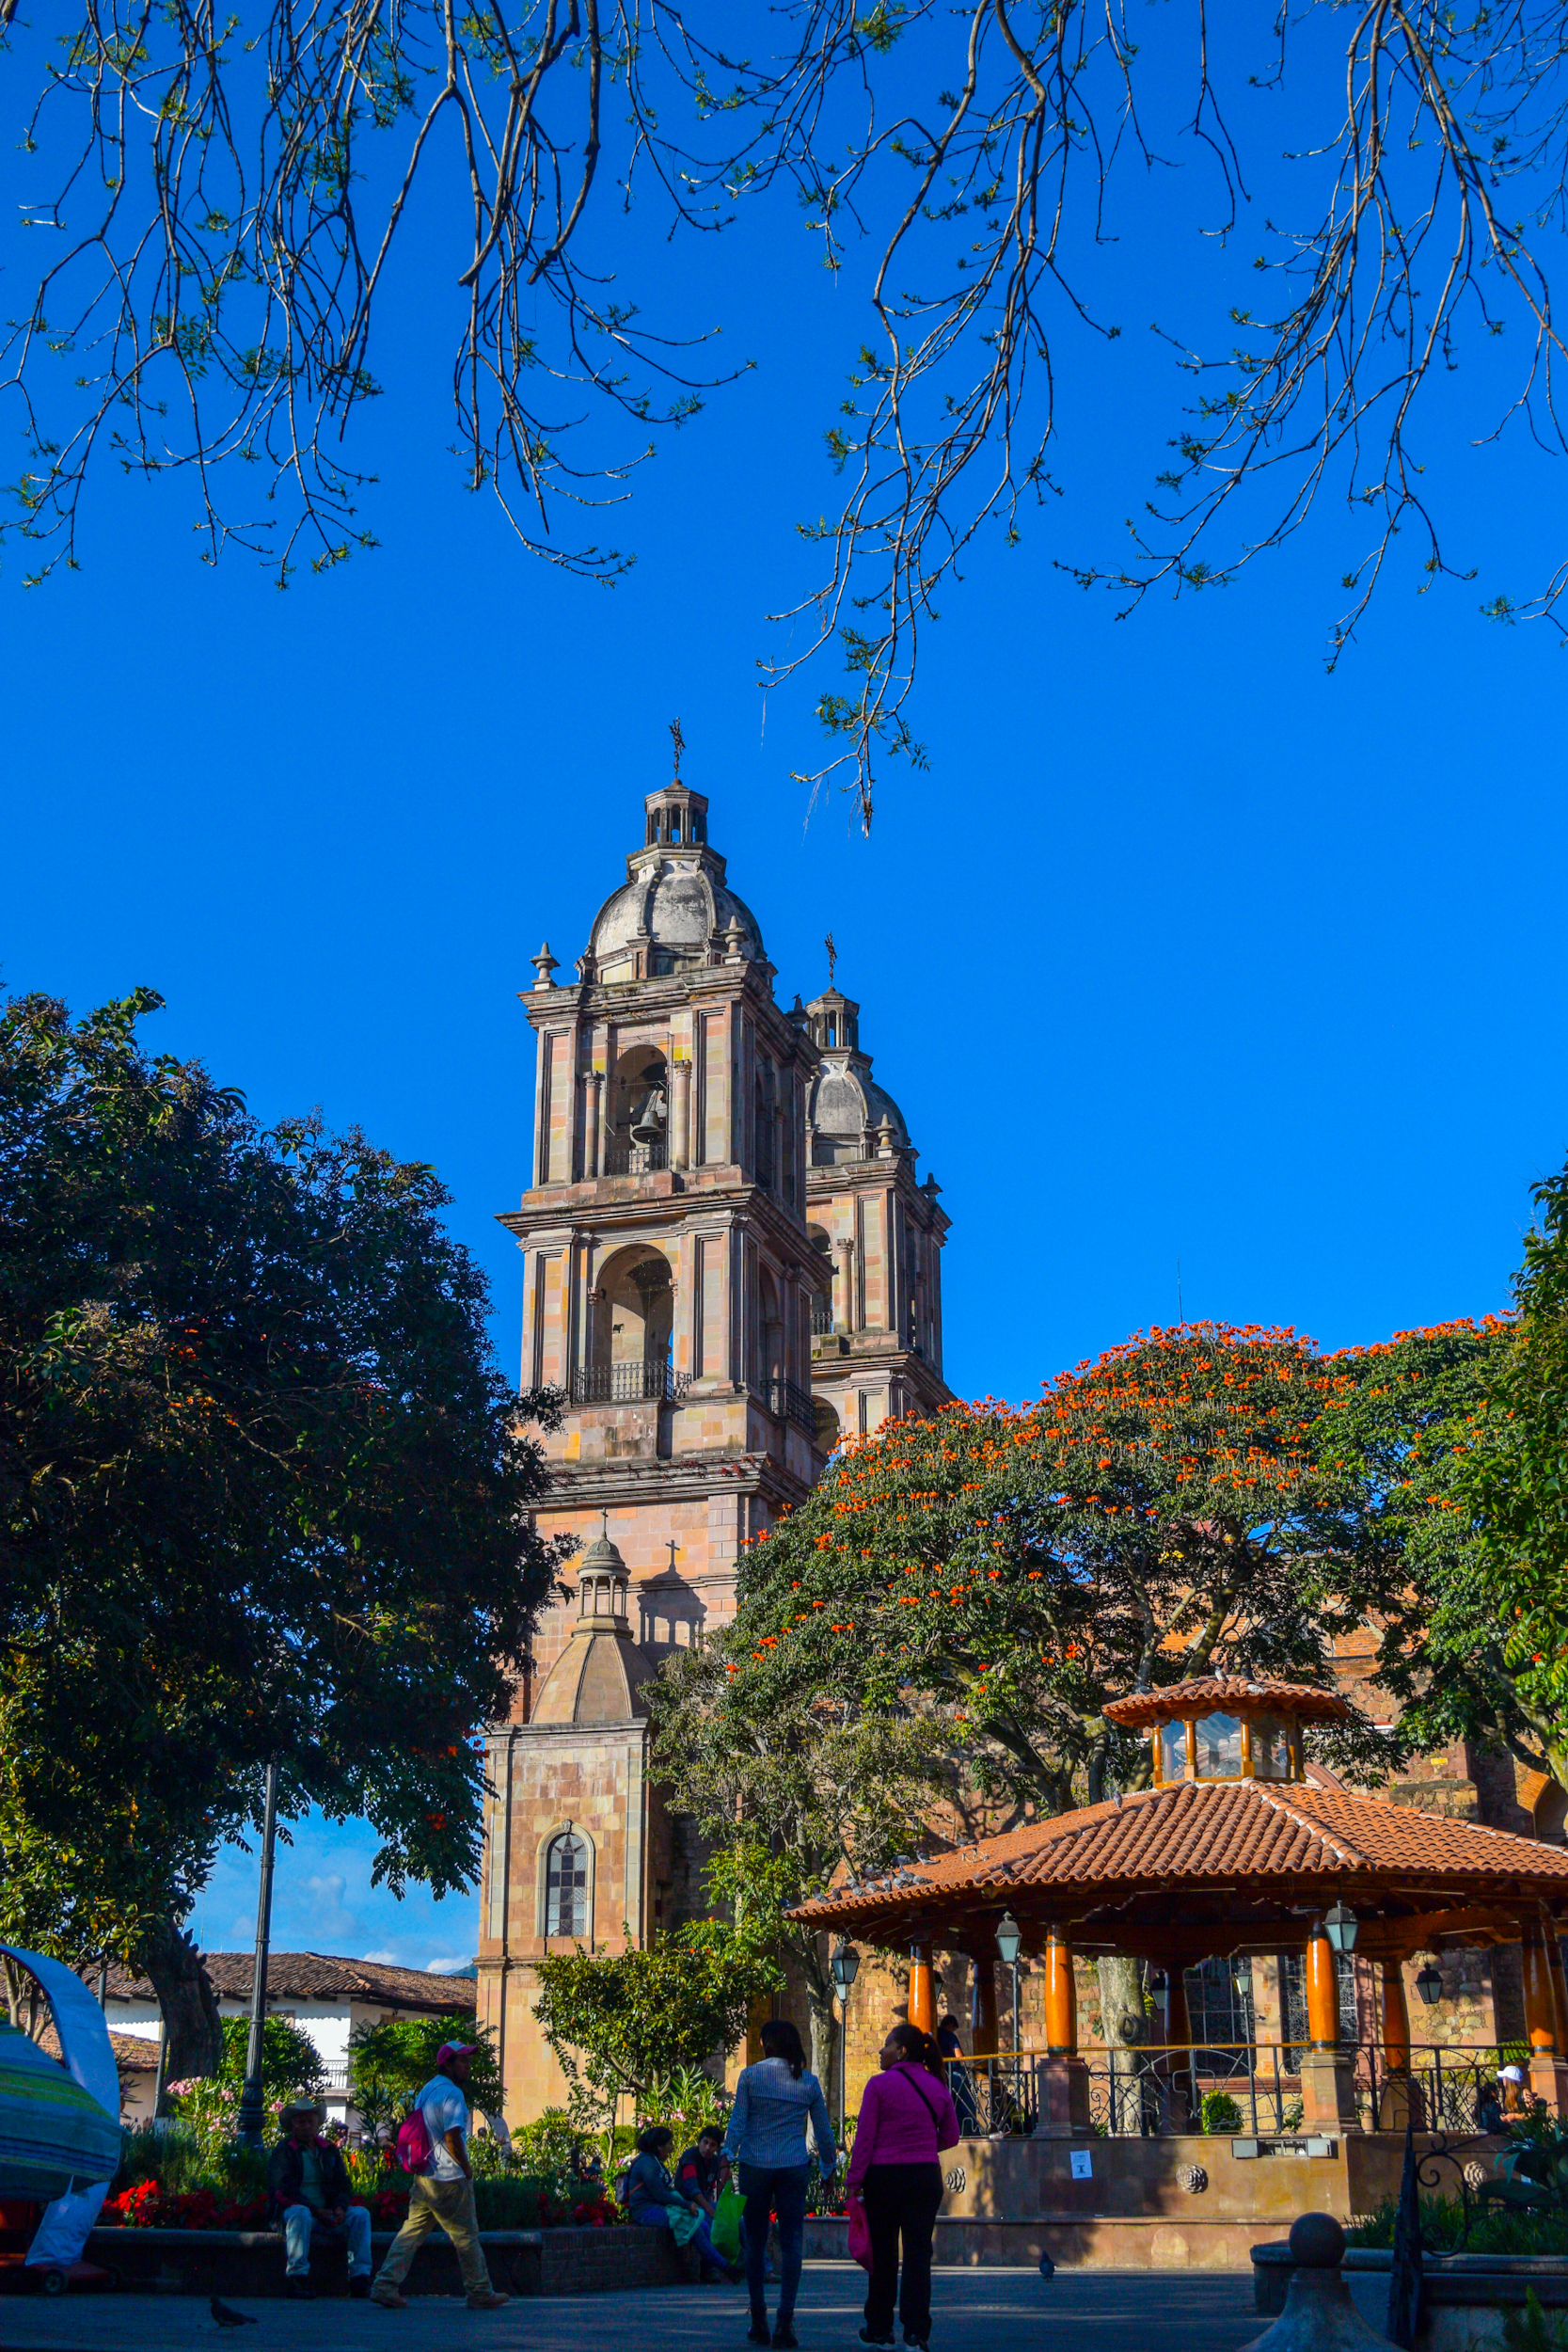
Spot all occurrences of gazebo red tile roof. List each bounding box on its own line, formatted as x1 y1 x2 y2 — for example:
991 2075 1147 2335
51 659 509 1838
792 1779 1568 1963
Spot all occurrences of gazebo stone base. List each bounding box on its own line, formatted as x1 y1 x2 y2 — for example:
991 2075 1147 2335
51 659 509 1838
1029 2056 1091 2138
1300 2051 1358 2130
895 2131 1493 2270
1529 2054 1568 2114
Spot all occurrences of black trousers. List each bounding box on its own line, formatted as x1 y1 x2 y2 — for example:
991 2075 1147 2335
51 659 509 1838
861 2161 943 2344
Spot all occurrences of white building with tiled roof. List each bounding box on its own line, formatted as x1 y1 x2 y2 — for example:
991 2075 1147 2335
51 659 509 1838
98 1952 477 2131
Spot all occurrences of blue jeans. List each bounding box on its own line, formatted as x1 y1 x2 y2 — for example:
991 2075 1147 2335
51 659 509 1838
282 2201 372 2278
635 2202 727 2274
737 2161 809 2320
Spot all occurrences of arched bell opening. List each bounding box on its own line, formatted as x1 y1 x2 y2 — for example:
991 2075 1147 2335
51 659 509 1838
607 1046 668 1173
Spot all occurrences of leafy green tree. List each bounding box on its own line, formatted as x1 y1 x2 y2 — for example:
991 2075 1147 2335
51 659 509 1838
650 1693 942 2089
346 2011 503 2144
214 2013 328 2104
1309 1319 1550 1778
1461 1165 1568 1790
0 987 571 2082
531 1923 780 2140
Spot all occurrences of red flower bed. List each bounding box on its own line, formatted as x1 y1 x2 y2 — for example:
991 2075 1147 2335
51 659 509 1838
102 2182 272 2232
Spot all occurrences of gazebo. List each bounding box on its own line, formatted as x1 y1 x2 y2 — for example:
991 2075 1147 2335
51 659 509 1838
793 1677 1568 2144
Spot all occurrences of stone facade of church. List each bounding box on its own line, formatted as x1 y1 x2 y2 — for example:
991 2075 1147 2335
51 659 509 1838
475 779 951 2118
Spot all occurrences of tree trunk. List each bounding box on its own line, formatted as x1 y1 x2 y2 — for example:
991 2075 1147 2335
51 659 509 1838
1096 1954 1147 2137
140 1915 222 2106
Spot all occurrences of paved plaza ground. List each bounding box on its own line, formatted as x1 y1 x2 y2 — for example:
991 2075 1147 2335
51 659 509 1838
0 2260 1390 2352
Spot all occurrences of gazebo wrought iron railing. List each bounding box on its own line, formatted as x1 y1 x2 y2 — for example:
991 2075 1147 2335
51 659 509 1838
943 2051 1038 2137
943 2042 1529 2140
1353 2041 1528 2136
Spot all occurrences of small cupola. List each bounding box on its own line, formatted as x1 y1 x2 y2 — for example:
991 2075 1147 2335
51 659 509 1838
642 784 708 848
1102 1677 1352 1787
577 1511 631 1629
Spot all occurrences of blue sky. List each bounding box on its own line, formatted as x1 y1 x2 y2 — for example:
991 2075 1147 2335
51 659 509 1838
4 11 1565 1970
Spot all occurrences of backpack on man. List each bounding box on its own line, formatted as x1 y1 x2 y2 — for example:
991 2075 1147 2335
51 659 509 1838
395 2109 433 2175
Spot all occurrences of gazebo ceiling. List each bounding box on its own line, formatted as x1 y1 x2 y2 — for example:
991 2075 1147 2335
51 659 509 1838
791 1778 1568 1963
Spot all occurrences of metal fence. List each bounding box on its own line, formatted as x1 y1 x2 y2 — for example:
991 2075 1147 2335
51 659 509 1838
942 2042 1527 2139
1353 2042 1529 2135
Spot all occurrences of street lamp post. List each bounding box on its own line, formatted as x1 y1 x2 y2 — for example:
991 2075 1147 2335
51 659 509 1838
235 1762 280 2150
830 1939 861 2147
994 1913 1022 2117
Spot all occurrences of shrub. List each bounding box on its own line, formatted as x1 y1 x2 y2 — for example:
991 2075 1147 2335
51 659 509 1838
1347 2194 1568 2260
1200 2091 1243 2137
513 2107 587 2177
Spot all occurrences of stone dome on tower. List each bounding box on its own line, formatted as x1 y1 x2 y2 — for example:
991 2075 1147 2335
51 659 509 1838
804 986 911 1165
583 784 767 985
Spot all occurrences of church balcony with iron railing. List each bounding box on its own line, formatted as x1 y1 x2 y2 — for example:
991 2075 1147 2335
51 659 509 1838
763 1375 816 1435
570 1361 690 1406
810 1301 835 1336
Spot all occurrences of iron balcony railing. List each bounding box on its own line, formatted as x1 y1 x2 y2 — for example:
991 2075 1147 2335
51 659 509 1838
765 1376 816 1436
569 1362 691 1406
603 1140 667 1175
810 1303 835 1336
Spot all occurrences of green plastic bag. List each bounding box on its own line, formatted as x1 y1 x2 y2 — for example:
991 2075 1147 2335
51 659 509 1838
711 2184 744 2265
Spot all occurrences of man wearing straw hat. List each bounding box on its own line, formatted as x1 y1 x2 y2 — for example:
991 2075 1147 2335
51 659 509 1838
268 2095 373 2300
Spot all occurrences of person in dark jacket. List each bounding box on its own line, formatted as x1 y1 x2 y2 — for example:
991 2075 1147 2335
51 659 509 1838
624 2126 739 2282
675 2126 727 2218
267 2098 372 2300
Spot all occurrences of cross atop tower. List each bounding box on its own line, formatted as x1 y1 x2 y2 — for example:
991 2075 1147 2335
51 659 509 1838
670 717 685 779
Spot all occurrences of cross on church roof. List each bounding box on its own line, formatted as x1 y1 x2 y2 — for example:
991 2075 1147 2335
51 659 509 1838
825 930 837 987
670 717 685 778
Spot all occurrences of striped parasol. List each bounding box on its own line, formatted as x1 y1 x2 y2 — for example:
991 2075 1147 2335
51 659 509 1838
0 2015 122 2201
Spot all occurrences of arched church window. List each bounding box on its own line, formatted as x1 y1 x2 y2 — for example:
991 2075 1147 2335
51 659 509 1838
545 1831 590 1938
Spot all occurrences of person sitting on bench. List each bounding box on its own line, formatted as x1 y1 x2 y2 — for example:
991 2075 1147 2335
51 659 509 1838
267 2097 372 2300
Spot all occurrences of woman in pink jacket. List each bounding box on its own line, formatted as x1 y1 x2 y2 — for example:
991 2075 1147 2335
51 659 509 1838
846 2023 960 2352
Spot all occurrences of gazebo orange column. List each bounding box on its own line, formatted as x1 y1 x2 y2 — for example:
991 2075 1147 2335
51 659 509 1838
1033 1925 1089 2141
1044 1929 1077 2056
908 1943 937 2039
1522 1919 1568 2112
1300 1920 1355 2130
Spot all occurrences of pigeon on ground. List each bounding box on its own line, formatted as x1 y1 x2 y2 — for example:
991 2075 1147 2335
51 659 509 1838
1037 2252 1055 2280
211 2295 259 2328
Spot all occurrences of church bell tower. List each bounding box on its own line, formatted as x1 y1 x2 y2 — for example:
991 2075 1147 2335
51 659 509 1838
476 773 831 2115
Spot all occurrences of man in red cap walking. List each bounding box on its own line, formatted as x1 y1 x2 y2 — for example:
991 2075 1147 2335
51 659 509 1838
371 2042 509 2312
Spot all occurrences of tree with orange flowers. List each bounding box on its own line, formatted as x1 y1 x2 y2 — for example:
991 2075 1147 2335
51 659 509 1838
652 1323 1416 2080
674 1325 1397 1831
